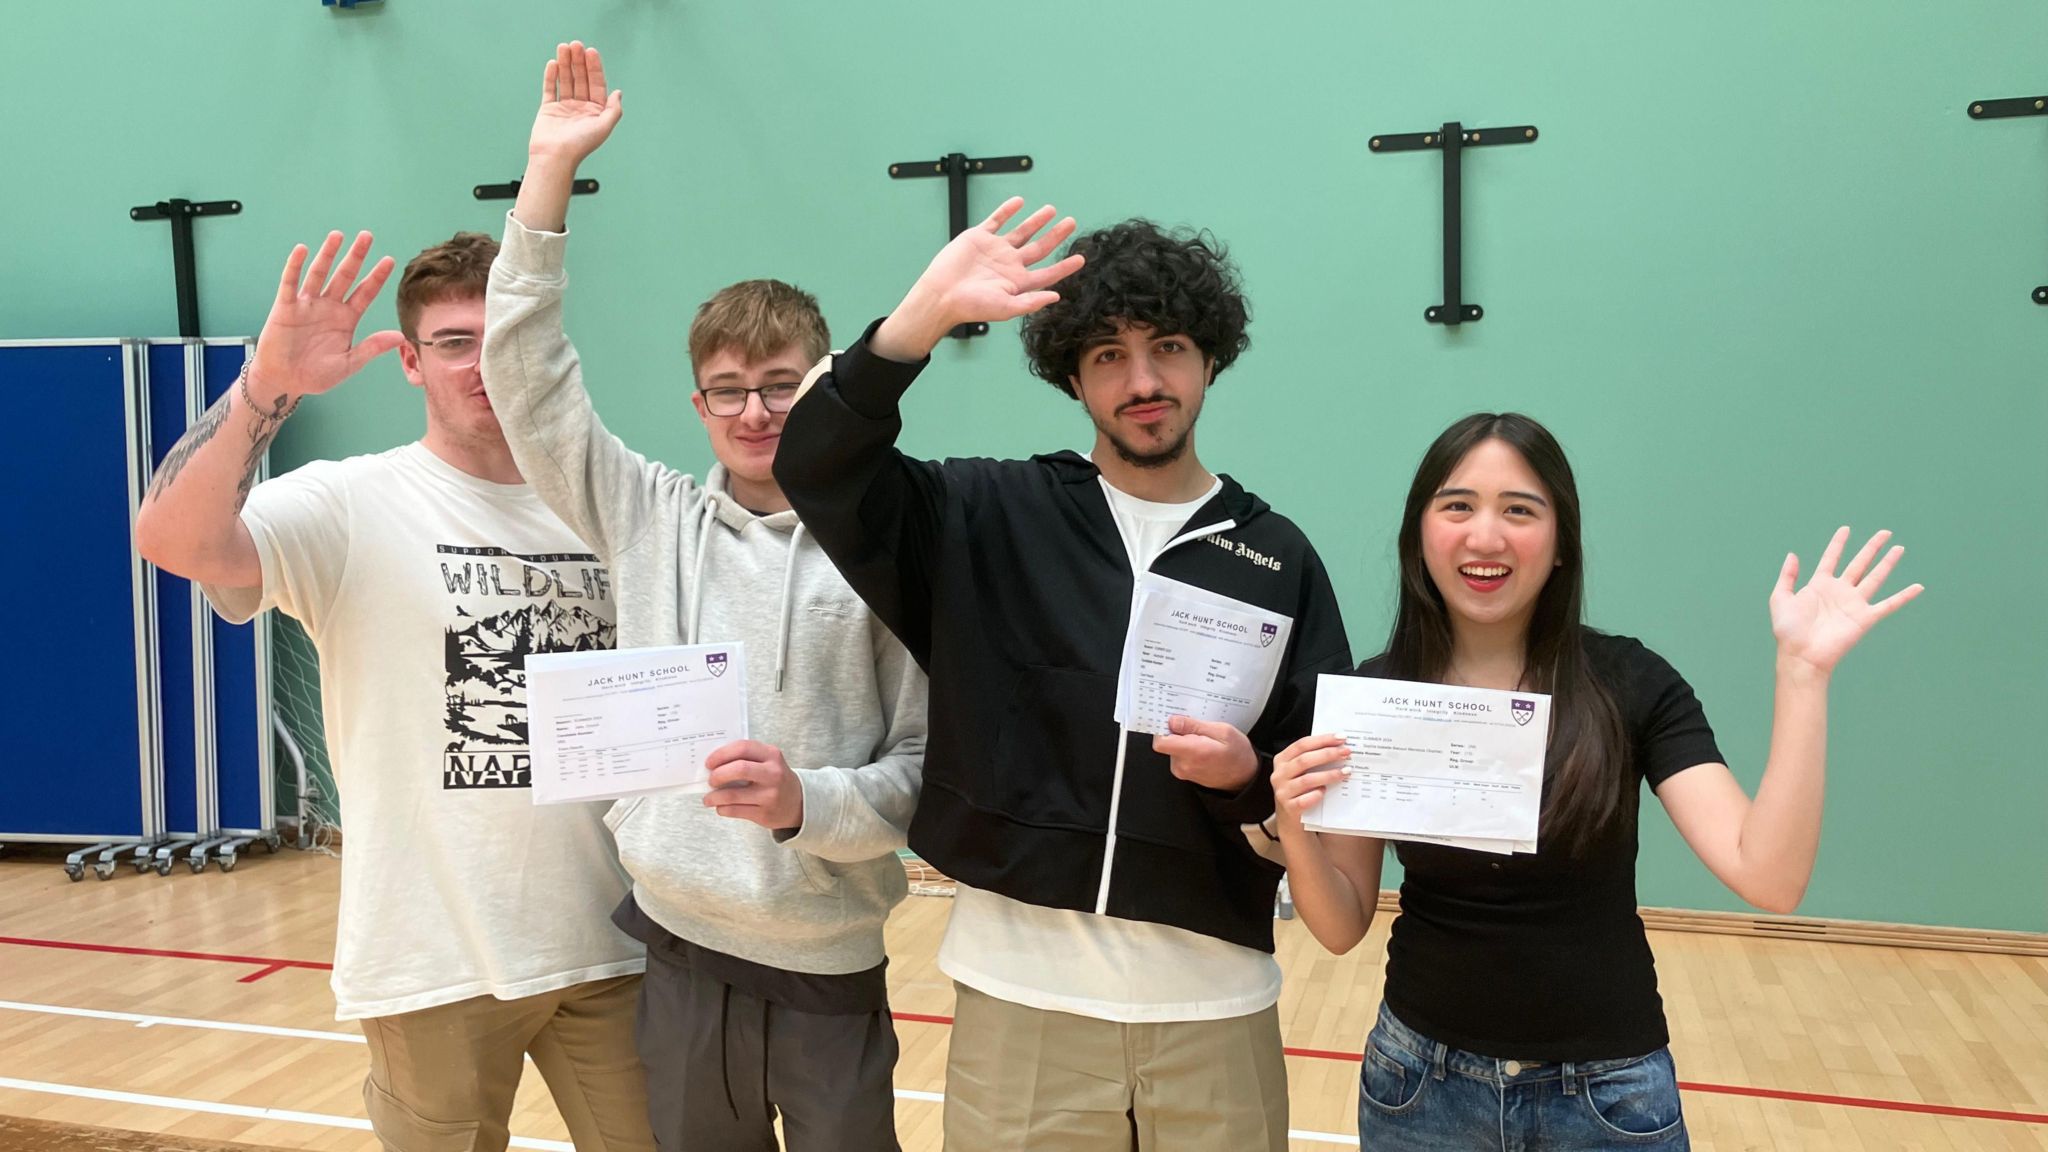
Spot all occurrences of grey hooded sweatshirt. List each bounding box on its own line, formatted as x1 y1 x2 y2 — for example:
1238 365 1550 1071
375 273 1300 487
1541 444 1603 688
482 215 926 975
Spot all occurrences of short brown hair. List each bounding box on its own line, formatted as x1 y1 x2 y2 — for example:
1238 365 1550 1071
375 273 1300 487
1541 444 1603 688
687 280 830 382
397 232 499 340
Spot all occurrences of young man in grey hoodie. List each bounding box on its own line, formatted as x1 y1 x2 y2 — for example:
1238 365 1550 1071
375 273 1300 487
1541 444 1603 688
481 43 926 1152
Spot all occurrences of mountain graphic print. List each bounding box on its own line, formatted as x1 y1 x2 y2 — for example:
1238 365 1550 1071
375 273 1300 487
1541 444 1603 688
438 544 616 788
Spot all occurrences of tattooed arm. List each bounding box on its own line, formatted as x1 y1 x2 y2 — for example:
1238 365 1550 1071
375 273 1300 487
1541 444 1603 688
135 231 405 589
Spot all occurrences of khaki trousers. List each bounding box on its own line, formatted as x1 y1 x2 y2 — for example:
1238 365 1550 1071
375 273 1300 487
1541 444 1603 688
943 981 1289 1152
359 974 654 1152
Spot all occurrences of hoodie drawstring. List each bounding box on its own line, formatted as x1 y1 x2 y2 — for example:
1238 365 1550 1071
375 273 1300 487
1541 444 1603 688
684 492 803 695
773 523 805 693
718 981 738 1117
684 492 717 645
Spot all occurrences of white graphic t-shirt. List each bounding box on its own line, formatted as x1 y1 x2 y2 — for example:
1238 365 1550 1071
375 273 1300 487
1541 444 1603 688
207 442 642 1020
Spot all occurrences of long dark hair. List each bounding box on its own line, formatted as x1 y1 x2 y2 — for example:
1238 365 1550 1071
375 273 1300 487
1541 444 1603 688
1382 413 1628 853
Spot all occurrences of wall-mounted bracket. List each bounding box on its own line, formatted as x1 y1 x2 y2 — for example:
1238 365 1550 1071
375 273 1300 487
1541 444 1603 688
889 152 1034 338
1371 121 1537 325
130 198 243 339
1967 95 2048 305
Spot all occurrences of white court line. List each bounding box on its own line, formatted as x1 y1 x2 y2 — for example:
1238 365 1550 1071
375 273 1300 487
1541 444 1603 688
0 999 363 1044
0 1000 1360 1146
0 1076 573 1151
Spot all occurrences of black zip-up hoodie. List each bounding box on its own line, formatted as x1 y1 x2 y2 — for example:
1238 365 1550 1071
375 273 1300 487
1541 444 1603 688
776 326 1352 953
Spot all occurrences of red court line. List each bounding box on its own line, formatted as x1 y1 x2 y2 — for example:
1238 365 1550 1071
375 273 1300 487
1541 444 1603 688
1673 1082 2048 1126
236 963 292 984
883 1013 2048 1124
5 934 2044 1126
1284 1044 1365 1062
0 935 331 977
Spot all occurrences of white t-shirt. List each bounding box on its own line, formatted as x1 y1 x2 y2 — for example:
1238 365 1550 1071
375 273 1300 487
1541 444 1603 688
207 443 642 1021
936 476 1283 1024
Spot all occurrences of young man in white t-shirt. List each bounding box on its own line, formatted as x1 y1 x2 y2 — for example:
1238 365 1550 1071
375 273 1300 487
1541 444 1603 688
135 230 653 1152
777 205 1352 1150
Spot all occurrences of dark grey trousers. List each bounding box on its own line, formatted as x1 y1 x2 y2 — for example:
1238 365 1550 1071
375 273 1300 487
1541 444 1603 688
634 946 901 1152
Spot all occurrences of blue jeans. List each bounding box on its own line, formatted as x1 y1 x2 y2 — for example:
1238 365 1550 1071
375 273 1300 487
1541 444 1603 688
1356 1005 1689 1149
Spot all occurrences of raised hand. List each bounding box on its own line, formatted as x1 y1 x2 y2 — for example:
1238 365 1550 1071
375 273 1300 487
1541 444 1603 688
1769 527 1923 677
873 198 1085 361
248 231 405 403
528 41 622 165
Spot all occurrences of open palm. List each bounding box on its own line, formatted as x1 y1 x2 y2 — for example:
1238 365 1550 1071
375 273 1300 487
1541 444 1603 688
250 231 404 399
1769 527 1923 674
919 199 1085 326
528 41 621 164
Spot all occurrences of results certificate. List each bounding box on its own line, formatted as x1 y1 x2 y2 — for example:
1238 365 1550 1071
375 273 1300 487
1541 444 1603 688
525 642 749 805
1303 674 1550 854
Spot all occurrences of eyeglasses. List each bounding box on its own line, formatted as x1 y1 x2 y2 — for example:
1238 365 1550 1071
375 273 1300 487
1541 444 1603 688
414 334 481 367
699 383 800 418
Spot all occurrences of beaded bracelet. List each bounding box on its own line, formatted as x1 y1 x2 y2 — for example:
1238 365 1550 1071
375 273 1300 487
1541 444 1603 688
237 360 299 421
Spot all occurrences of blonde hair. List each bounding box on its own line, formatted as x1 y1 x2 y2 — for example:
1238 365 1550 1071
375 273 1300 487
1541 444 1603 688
688 280 829 381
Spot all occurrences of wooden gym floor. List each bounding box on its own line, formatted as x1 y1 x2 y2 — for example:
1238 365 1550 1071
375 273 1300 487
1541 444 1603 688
0 849 2042 1151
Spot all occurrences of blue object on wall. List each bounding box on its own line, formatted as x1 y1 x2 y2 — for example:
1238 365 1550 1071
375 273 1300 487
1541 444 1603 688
200 340 272 836
0 341 159 844
145 341 202 842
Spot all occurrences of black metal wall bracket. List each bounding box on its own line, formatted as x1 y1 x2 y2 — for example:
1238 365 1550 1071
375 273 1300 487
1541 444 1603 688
1968 95 2048 305
130 198 242 339
474 178 599 201
1371 122 1537 325
1967 96 2048 121
889 152 1034 338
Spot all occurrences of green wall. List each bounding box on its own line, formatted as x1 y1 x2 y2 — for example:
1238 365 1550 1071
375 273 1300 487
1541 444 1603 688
9 2 2043 932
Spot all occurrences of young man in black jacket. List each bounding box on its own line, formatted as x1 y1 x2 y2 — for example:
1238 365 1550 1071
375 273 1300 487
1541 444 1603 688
776 199 1351 1151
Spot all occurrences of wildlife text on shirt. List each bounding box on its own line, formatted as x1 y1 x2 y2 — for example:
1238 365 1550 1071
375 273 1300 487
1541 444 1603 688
439 544 615 789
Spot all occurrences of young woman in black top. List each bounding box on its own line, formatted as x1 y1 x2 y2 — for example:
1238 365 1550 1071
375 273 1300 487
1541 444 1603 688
1269 413 1921 1148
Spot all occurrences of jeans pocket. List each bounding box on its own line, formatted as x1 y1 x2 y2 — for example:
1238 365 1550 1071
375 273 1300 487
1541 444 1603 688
1358 1028 1430 1115
1580 1049 1687 1143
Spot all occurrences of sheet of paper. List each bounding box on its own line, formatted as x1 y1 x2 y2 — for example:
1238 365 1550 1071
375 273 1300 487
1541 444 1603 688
1112 574 1294 737
525 642 749 805
1382 830 1540 855
1303 674 1550 852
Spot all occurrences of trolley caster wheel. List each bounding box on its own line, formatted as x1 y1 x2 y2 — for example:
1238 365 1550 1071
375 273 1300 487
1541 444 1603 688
188 856 207 875
156 858 176 877
93 862 117 881
134 857 154 874
262 833 281 854
65 864 84 882
218 854 238 873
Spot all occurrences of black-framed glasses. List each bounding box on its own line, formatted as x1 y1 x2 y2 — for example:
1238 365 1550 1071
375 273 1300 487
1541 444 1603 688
699 383 800 417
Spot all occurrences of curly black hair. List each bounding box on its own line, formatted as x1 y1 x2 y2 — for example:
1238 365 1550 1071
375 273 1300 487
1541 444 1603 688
1019 219 1251 398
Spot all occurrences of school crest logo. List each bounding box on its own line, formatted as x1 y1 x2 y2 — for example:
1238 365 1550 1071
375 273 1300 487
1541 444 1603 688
1512 699 1536 727
708 651 729 678
1259 623 1278 648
